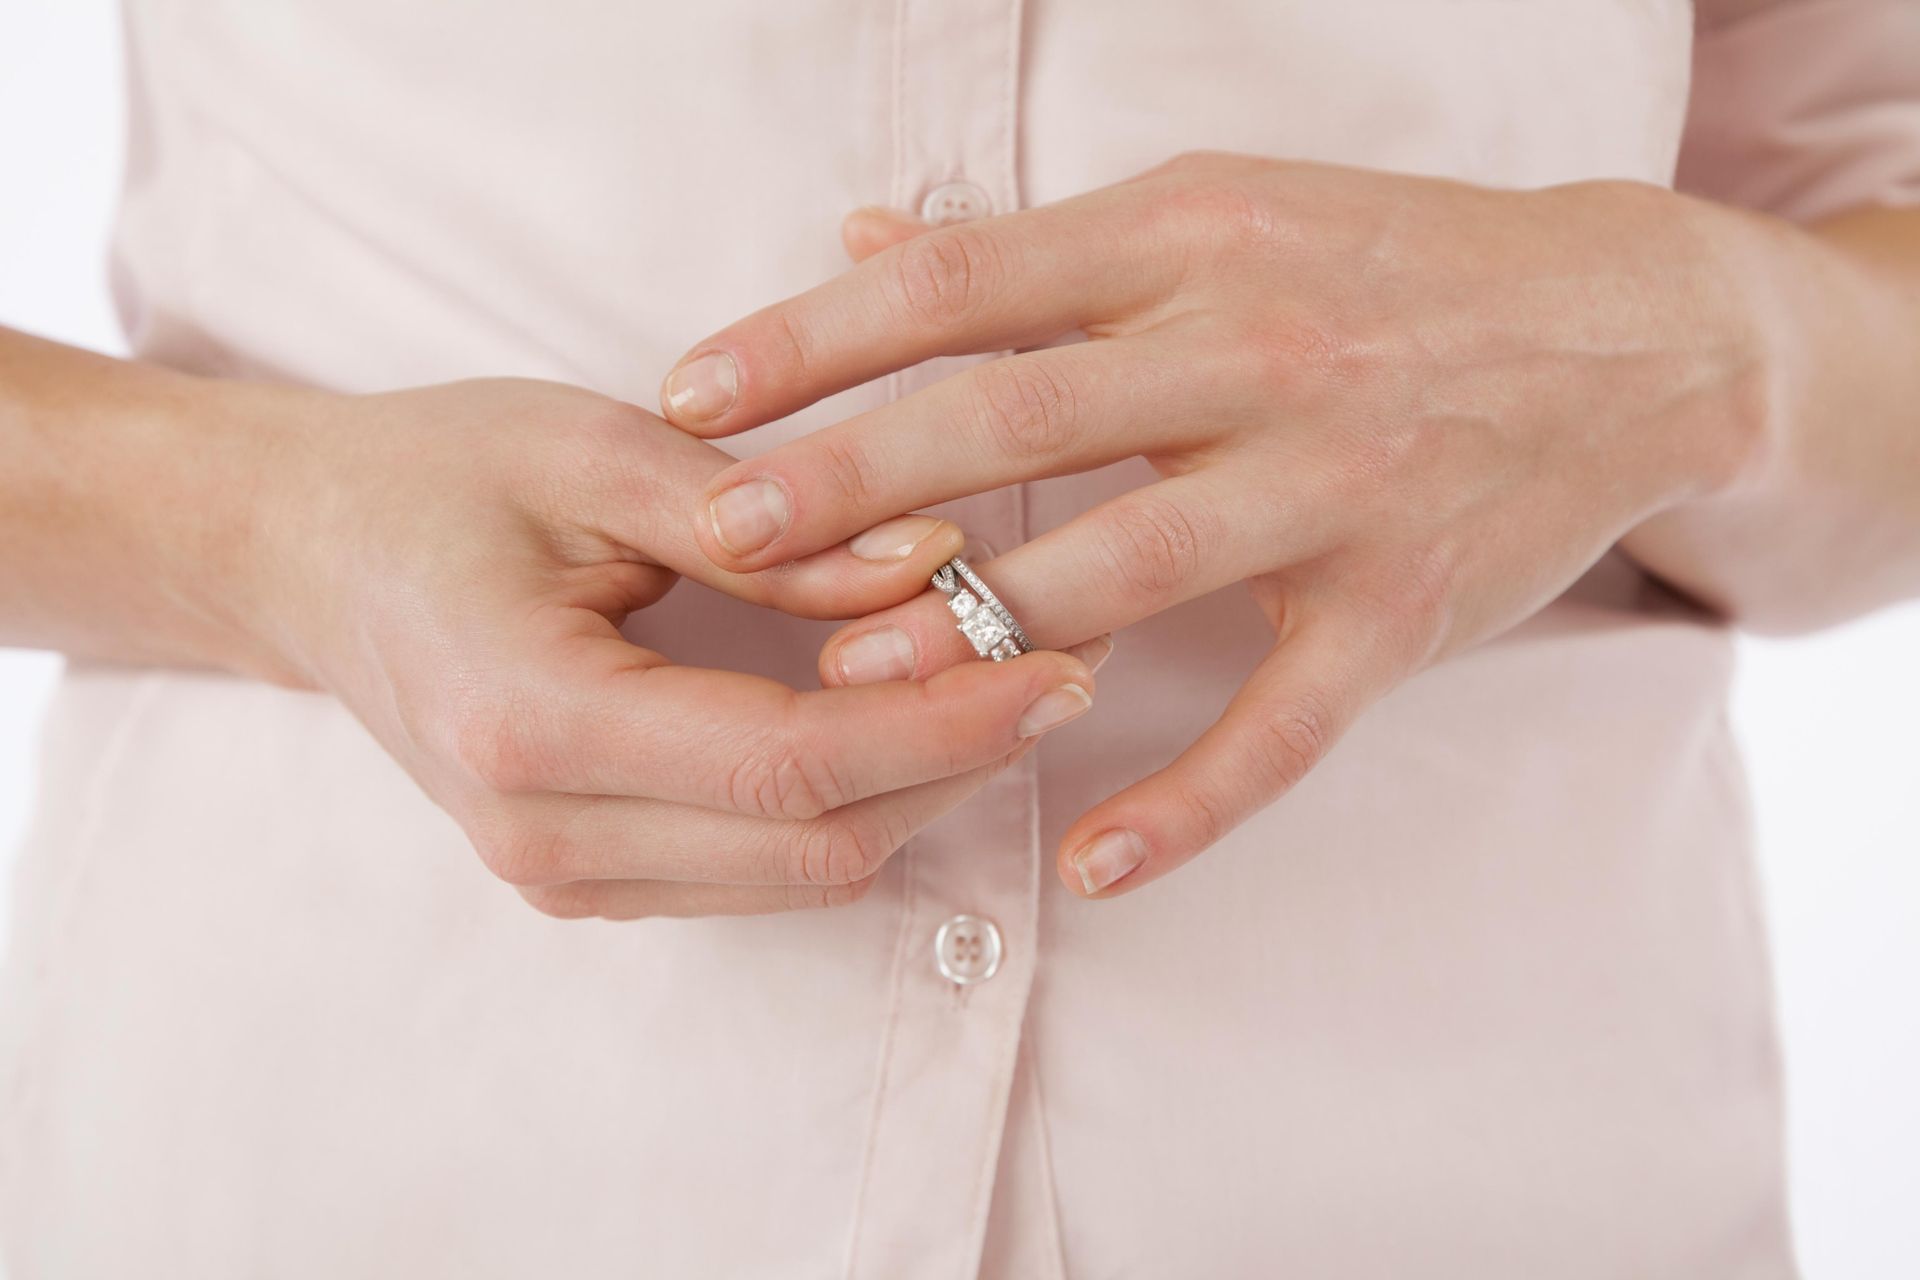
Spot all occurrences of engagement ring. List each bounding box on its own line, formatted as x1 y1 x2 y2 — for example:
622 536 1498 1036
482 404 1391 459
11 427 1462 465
931 556 1033 662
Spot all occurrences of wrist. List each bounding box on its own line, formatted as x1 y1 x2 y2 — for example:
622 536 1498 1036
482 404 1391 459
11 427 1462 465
0 328 338 684
147 371 337 689
1641 187 1786 509
1659 191 1816 508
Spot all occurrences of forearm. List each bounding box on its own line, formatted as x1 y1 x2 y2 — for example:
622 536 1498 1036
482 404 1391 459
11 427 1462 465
1623 203 1920 633
0 327 306 681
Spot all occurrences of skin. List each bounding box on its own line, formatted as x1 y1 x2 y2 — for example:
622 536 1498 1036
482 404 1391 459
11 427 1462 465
661 152 1920 901
0 331 1104 918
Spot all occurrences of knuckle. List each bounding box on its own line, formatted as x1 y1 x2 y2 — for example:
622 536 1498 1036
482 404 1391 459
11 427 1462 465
1184 180 1275 241
967 358 1085 464
1172 781 1239 854
572 400 667 503
766 307 819 382
569 396 654 448
791 813 895 887
473 820 567 888
1152 149 1244 179
1396 541 1458 626
1152 149 1212 177
517 883 599 921
829 874 880 907
531 408 671 541
891 228 1004 328
1375 544 1458 663
784 873 879 912
1251 690 1337 794
727 752 822 821
726 737 851 822
529 395 665 511
447 691 547 793
1244 315 1371 396
812 430 884 512
1097 493 1213 605
1334 422 1411 493
1143 174 1278 265
1332 383 1451 490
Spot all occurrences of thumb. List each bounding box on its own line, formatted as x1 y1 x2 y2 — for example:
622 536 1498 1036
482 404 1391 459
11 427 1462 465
841 205 933 262
592 410 967 621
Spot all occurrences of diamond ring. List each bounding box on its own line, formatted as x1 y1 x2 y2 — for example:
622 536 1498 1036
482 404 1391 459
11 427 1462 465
932 556 1033 662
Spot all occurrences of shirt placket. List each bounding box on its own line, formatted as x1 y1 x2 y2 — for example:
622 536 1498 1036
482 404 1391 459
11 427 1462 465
843 1 1035 1277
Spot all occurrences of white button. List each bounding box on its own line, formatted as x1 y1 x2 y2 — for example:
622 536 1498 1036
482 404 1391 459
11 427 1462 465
933 914 1003 986
920 180 993 226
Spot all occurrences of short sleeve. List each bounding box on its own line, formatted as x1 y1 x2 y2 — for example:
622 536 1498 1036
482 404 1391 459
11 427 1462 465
1676 0 1920 222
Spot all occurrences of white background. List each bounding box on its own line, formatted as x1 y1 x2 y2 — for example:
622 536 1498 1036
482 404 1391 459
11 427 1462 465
2 4 1917 1274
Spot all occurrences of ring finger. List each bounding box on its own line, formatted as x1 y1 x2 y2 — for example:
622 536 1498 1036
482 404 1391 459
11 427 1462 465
820 470 1341 685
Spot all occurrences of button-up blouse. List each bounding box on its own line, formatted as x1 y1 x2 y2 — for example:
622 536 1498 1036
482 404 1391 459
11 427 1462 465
3 2 1917 1276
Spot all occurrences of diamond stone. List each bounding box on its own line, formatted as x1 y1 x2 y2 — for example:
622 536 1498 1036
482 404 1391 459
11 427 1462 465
989 639 1021 662
960 608 1010 652
947 589 978 619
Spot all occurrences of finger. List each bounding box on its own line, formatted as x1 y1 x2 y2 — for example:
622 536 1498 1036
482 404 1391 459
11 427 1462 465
694 335 1233 570
841 205 932 262
659 185 1183 438
1058 634 1116 676
1056 611 1405 898
517 874 883 920
837 154 1235 261
585 404 967 619
476 742 1030 888
834 155 1260 266
820 472 1339 685
493 626 1095 818
710 512 969 617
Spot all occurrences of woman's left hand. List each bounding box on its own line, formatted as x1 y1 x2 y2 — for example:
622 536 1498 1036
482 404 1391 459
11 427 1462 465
659 152 1765 900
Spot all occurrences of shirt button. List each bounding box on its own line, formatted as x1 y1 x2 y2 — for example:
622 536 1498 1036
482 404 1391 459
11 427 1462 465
933 914 1004 986
920 180 993 226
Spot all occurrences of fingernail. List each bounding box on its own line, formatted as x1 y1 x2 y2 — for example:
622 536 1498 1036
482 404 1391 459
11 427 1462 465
835 627 916 685
1071 829 1148 895
1062 635 1114 674
852 204 928 229
665 351 738 421
708 478 790 556
1017 683 1093 738
849 515 943 562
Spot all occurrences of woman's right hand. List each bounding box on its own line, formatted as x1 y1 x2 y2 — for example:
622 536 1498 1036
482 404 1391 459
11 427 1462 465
220 376 1102 918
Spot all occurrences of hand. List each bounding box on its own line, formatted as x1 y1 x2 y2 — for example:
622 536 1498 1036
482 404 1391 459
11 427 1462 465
251 377 1100 918
659 152 1761 899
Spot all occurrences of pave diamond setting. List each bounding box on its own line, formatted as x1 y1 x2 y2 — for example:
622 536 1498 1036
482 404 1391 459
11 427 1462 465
931 556 1032 662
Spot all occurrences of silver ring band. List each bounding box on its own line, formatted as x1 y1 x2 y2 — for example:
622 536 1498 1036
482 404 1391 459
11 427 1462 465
931 556 1032 662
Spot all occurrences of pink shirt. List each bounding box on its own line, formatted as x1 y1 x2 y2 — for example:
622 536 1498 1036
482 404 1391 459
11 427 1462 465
4 2 1917 1275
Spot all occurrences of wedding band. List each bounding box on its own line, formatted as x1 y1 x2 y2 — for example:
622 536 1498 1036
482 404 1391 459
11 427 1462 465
932 556 1033 662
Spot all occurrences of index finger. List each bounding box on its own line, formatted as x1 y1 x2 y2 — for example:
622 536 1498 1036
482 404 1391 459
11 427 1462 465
484 622 1098 821
657 187 1180 438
